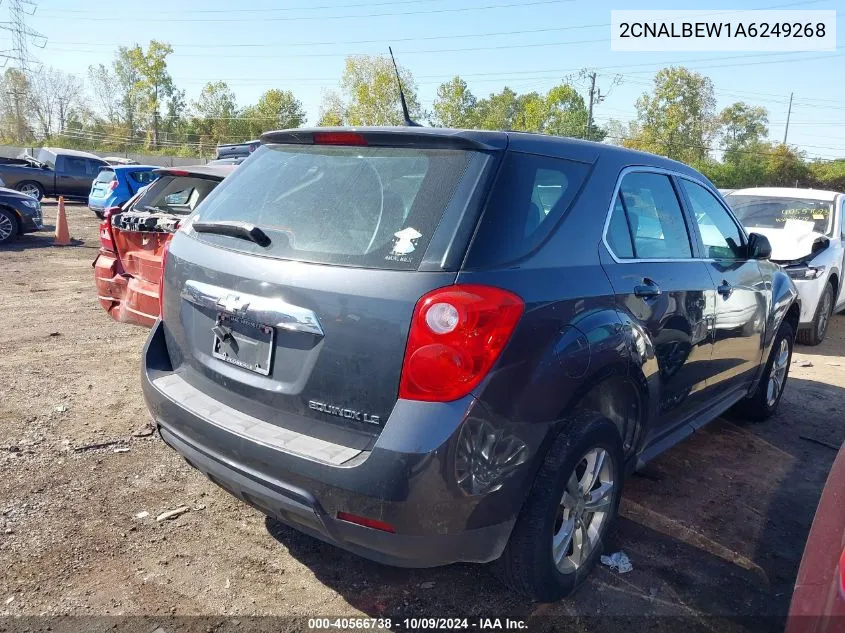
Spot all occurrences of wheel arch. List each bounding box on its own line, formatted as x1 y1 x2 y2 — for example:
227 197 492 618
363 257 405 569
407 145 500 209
828 271 839 296
0 204 21 233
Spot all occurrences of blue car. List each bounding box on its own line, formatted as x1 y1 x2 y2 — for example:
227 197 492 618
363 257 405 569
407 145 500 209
88 165 158 218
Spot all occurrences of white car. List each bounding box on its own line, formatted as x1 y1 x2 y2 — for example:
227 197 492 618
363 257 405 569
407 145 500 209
725 187 845 345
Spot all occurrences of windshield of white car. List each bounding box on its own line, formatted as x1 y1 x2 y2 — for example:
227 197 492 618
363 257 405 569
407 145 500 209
726 195 834 236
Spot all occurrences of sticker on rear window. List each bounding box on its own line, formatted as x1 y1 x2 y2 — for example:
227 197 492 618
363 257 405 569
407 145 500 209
390 227 422 255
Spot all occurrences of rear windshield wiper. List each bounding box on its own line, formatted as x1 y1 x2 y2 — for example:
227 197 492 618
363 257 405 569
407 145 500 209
192 220 272 247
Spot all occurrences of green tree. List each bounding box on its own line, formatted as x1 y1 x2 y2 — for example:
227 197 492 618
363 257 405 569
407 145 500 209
625 66 717 163
331 55 420 126
317 90 345 126
809 160 845 191
133 40 176 148
544 84 596 139
474 87 520 130
241 89 305 137
719 102 769 162
432 76 477 128
192 81 237 149
764 144 809 186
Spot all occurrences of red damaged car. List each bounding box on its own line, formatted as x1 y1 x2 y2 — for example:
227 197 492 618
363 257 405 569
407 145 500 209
787 440 845 633
94 165 234 327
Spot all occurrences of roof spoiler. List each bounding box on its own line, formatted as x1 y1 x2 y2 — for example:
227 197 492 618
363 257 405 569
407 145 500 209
260 128 506 151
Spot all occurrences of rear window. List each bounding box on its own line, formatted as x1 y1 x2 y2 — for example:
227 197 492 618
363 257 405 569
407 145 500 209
128 170 156 185
191 144 474 270
95 169 116 183
134 175 220 215
464 152 590 267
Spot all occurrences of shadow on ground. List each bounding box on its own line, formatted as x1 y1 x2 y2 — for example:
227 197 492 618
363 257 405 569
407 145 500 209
264 375 842 633
2 232 92 250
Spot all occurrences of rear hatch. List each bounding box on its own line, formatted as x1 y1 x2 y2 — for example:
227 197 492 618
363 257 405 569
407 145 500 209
113 171 226 285
91 168 116 199
161 130 503 446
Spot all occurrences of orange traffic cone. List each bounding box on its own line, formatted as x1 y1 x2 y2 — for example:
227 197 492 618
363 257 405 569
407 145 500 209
54 196 70 246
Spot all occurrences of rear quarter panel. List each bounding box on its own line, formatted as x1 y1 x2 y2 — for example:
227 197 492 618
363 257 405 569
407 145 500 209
456 152 638 492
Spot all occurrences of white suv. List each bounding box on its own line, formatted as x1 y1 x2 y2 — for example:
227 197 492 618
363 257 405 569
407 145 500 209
726 187 845 345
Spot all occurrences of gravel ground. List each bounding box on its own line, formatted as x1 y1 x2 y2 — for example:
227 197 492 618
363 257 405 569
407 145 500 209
0 202 843 632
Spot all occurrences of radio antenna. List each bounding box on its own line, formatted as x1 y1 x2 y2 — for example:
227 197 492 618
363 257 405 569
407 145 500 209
389 46 420 127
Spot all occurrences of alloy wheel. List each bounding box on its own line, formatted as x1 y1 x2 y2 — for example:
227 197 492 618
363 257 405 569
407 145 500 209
0 213 12 242
766 338 790 408
817 289 832 339
19 184 39 199
552 447 615 573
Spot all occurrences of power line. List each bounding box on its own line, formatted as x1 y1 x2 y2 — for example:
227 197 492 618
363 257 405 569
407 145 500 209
38 0 828 23
37 0 578 23
48 0 448 15
48 24 608 50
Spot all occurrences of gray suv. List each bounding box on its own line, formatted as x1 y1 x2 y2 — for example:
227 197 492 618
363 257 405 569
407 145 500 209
142 128 799 600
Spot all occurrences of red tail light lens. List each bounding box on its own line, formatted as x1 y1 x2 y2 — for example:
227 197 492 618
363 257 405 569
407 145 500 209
108 179 118 191
99 206 121 252
158 238 171 318
312 131 367 146
399 285 524 402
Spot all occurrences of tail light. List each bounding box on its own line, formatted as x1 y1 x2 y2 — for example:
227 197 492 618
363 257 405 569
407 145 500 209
398 285 524 402
99 206 121 253
313 131 367 146
108 180 118 191
158 238 171 318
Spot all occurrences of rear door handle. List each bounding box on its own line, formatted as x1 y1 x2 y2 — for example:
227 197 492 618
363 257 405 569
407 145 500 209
717 281 732 297
634 280 661 299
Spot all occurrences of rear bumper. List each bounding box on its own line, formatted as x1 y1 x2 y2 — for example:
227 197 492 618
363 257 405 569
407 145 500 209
93 252 159 327
142 321 533 568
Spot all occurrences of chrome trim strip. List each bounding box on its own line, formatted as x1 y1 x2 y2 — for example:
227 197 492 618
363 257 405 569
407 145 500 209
181 279 324 336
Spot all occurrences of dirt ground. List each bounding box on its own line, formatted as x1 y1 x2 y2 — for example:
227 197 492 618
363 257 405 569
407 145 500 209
1 202 843 632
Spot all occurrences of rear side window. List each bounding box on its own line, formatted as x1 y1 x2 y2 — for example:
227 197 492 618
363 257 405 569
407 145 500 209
608 172 692 260
464 152 590 267
192 144 474 270
134 175 219 215
129 170 157 185
95 169 116 183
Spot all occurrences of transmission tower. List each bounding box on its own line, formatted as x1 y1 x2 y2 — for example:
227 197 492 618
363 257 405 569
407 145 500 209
0 0 46 71
0 0 47 142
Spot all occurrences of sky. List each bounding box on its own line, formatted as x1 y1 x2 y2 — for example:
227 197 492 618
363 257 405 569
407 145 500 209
11 0 845 159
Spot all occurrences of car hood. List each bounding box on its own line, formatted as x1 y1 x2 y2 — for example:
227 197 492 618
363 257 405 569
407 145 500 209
0 186 38 203
746 222 827 263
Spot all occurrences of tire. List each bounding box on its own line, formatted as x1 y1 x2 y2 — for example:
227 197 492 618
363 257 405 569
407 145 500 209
495 412 624 602
733 320 794 422
15 181 43 201
797 283 834 346
0 208 18 245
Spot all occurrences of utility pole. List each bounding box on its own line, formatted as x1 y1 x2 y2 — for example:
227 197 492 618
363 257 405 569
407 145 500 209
152 84 159 149
578 70 622 140
585 72 597 140
783 92 794 145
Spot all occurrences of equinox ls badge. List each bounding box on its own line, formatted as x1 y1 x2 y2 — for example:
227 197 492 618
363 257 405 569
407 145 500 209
309 400 381 425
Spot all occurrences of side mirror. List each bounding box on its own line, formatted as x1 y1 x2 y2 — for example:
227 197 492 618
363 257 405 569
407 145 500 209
747 233 772 260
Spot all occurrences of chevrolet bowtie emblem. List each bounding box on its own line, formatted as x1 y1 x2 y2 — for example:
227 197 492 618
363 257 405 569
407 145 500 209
217 294 250 315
